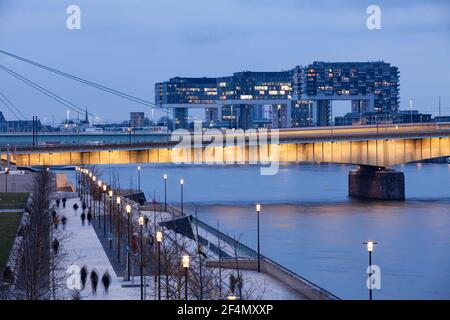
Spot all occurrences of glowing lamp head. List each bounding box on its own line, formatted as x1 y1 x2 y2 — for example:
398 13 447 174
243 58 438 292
164 174 167 180
256 204 261 212
98 180 102 187
180 179 184 185
226 295 238 300
156 231 163 243
116 196 121 204
138 166 141 171
109 190 113 197
182 255 190 268
138 216 144 226
4 167 9 173
92 175 96 181
126 204 131 213
103 184 107 192
364 241 377 252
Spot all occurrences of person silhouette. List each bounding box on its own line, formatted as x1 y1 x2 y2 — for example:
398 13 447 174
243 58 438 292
101 271 111 294
90 270 98 295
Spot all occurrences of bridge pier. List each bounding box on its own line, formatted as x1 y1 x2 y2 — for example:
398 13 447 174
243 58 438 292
349 166 405 200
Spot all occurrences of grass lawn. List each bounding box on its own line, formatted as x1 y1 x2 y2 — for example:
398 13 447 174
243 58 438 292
0 192 29 210
0 212 22 271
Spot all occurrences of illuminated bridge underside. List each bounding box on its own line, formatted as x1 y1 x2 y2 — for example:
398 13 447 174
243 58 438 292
14 137 450 167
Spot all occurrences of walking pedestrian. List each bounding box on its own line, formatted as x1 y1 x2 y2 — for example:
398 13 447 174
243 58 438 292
52 238 60 255
144 216 149 229
101 271 111 294
73 203 79 216
61 216 67 230
56 198 60 208
81 211 86 226
80 265 88 289
90 270 99 295
87 210 92 226
62 197 67 209
53 215 59 230
82 202 87 213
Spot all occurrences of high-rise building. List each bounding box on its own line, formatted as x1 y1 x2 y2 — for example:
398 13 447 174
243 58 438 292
155 61 400 129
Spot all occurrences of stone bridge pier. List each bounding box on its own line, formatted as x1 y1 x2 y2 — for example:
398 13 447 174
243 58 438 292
348 166 405 200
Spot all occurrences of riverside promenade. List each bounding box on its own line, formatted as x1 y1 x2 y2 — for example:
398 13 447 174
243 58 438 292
56 194 308 300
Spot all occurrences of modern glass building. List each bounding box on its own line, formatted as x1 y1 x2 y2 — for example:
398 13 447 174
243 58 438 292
155 61 400 129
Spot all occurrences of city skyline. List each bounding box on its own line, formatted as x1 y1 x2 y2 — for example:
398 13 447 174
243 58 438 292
0 0 449 122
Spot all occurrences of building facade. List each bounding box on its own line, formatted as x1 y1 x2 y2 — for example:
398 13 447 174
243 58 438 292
155 61 401 130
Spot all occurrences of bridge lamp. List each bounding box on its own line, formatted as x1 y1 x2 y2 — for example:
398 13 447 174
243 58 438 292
363 240 378 300
92 176 96 182
103 184 107 192
109 190 113 198
256 203 261 272
182 255 190 300
98 180 102 188
226 295 238 300
116 196 121 205
126 204 131 214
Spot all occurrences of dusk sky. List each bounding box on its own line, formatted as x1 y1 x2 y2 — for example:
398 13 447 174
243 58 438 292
0 0 449 123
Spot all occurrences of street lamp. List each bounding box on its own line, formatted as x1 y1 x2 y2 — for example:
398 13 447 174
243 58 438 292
163 174 167 212
116 196 121 262
156 231 163 300
363 240 378 300
91 176 96 217
180 179 184 215
138 216 145 300
256 203 261 272
182 255 190 300
102 184 107 236
4 167 9 192
126 204 132 281
137 166 141 191
97 180 102 229
108 190 113 248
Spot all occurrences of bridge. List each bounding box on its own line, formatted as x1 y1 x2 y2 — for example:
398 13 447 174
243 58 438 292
2 123 450 200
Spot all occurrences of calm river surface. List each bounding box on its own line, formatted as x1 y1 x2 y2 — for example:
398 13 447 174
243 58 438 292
80 162 450 300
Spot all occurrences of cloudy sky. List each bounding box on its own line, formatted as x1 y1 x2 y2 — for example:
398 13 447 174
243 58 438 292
0 0 449 123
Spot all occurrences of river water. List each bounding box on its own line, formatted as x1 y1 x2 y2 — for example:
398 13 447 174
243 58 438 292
82 162 450 300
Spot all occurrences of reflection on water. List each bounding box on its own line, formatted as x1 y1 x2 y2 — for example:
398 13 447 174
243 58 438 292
90 163 450 299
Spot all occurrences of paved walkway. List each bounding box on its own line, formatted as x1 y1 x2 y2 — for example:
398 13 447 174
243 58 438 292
56 197 143 300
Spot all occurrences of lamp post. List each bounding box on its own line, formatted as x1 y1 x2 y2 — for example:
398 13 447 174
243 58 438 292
103 184 107 236
97 180 102 229
4 167 9 192
137 166 141 191
256 203 261 272
180 179 184 215
116 196 121 262
163 174 167 212
126 204 132 281
364 240 378 300
138 216 145 300
182 255 190 300
108 190 113 248
91 175 96 217
156 231 163 300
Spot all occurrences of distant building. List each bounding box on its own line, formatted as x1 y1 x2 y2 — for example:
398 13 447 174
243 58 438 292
0 112 41 132
335 110 432 126
155 61 400 130
130 112 145 128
